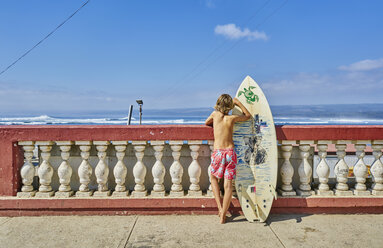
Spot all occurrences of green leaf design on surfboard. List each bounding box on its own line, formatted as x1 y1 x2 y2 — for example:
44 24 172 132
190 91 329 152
237 86 259 104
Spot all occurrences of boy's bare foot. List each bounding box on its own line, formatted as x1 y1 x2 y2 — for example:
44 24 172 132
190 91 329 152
220 214 226 224
219 210 232 218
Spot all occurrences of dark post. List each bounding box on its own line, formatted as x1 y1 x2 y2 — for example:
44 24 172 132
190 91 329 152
127 105 133 125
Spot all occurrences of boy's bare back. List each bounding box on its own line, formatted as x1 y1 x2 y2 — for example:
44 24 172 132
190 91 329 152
206 97 251 149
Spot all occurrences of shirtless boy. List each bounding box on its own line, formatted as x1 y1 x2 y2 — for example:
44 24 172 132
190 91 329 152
205 94 251 224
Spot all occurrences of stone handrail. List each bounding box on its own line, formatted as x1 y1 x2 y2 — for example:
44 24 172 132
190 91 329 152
1 125 383 198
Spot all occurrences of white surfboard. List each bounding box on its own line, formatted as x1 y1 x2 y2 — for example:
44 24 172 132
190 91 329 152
233 75 278 223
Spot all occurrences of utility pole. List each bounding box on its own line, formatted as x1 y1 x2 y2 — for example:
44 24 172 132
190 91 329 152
136 99 143 125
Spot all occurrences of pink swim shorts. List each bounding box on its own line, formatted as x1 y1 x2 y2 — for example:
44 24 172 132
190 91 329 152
210 148 237 180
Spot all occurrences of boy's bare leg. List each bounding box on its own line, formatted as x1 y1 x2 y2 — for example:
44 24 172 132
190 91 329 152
221 178 233 224
210 174 222 216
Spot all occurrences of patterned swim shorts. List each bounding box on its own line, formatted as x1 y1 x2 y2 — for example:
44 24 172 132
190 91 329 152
210 148 237 180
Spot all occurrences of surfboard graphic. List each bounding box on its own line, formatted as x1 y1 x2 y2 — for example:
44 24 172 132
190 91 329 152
233 75 278 223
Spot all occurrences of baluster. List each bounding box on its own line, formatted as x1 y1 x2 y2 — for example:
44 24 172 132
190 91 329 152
151 141 166 197
278 140 297 196
334 142 353 196
353 141 371 195
17 141 36 197
371 141 383 196
169 141 184 197
33 145 39 176
131 141 147 197
207 140 214 197
188 140 202 196
315 141 334 195
55 141 74 197
296 141 313 196
94 141 111 197
35 141 54 197
112 141 128 197
75 141 93 197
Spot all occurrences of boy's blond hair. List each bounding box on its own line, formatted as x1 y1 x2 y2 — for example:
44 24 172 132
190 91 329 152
215 94 234 115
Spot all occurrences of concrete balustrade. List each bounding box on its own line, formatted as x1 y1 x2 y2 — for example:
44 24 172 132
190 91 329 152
1 125 383 215
7 126 383 198
13 139 383 198
15 140 213 198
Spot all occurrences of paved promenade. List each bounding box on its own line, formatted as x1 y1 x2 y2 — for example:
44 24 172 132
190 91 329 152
0 214 382 248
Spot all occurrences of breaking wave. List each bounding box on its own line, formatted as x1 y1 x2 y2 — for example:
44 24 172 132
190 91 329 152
0 115 205 125
1 115 383 125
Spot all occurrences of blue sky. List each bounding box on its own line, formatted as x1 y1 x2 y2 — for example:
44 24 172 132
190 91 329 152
0 0 382 114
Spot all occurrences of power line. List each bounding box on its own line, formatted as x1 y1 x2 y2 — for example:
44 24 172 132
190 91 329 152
0 0 91 76
167 0 289 97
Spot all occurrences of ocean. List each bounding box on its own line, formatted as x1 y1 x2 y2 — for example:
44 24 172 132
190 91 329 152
1 104 383 125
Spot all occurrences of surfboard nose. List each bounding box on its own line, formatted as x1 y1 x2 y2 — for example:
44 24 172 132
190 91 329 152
244 75 252 81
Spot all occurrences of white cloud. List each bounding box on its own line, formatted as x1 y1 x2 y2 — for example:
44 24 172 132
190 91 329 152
338 58 383 71
214 23 268 41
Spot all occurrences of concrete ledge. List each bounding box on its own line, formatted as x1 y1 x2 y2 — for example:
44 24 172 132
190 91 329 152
2 124 383 142
272 196 383 214
1 197 383 216
276 125 383 140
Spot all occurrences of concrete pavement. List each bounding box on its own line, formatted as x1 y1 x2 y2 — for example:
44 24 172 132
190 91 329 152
0 214 382 248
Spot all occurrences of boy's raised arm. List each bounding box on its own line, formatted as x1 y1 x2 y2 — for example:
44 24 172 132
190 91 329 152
232 97 251 122
205 111 214 126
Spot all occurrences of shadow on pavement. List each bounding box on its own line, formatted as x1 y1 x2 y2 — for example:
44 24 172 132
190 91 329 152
224 212 312 225
226 214 248 223
265 213 312 225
